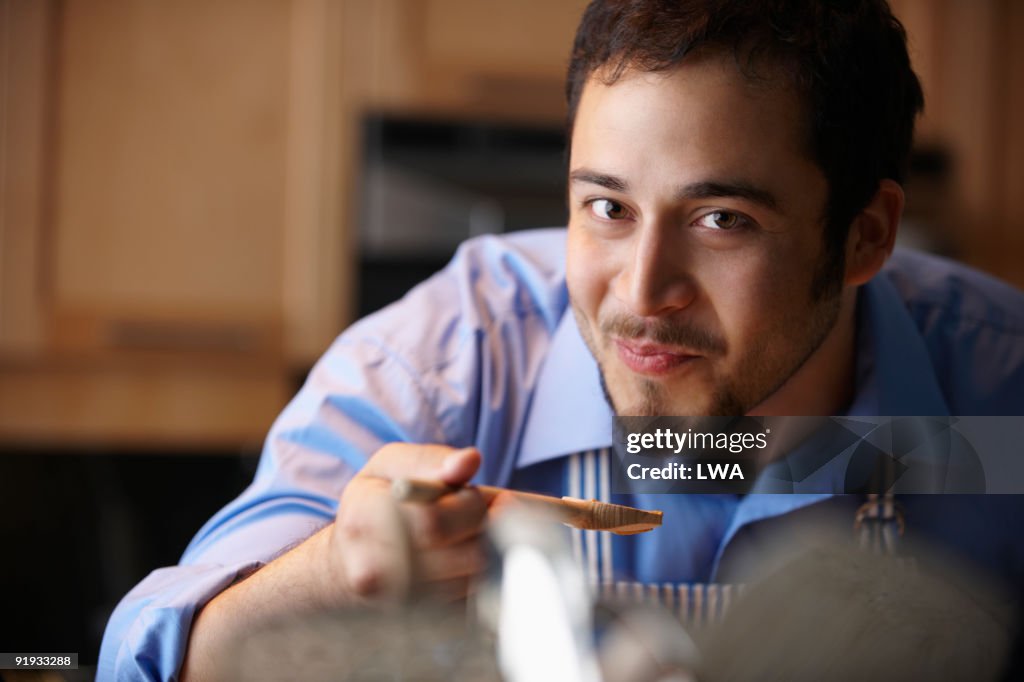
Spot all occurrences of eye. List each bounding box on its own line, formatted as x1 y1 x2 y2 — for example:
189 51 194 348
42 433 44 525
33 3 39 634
589 198 630 221
694 210 748 231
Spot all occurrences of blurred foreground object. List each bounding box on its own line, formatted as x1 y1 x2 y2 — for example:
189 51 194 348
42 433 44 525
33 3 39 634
223 608 499 681
221 498 1014 681
697 542 1014 682
485 508 603 682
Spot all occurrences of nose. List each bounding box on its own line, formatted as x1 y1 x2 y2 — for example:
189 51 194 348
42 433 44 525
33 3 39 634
613 220 697 317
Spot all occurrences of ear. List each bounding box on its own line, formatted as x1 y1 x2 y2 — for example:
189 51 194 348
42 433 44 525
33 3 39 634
844 179 903 287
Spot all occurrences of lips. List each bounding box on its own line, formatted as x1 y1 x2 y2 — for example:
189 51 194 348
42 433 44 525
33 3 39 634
613 338 700 376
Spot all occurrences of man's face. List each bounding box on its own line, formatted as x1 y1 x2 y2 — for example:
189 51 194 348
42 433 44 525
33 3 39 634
567 55 841 416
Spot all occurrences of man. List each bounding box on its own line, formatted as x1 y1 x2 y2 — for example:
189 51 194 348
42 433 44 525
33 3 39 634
100 0 1024 679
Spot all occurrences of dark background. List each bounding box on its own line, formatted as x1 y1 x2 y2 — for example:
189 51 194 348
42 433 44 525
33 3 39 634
0 451 256 666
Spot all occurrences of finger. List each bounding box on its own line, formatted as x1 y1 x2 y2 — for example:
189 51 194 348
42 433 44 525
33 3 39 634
344 477 486 549
341 535 411 601
404 487 488 548
336 476 398 540
360 443 481 487
417 538 488 582
335 482 415 601
438 448 482 486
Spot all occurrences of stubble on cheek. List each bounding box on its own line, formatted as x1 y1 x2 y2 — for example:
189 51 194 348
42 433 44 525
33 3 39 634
719 287 843 415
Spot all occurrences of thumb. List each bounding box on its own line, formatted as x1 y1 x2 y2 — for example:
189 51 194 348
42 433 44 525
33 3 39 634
437 446 481 486
361 443 481 486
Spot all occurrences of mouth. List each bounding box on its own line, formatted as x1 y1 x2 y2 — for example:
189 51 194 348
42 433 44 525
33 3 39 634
613 338 701 377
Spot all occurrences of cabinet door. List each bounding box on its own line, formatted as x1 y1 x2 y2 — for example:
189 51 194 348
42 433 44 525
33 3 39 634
0 0 51 355
50 0 290 354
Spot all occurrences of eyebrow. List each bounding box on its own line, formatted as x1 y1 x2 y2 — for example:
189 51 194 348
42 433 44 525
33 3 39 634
678 180 780 212
569 168 781 212
569 169 628 192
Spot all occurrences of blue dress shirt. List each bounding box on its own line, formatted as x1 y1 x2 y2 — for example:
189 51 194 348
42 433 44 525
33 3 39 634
99 228 1024 680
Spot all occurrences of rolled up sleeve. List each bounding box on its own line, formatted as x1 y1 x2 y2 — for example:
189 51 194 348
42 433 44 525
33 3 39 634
98 560 261 681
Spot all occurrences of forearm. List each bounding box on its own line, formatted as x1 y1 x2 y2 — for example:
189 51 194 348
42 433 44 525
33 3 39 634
180 524 337 682
179 445 487 681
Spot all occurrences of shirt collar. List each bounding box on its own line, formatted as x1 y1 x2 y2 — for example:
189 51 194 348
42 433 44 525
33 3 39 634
517 267 950 469
858 272 950 416
517 310 613 467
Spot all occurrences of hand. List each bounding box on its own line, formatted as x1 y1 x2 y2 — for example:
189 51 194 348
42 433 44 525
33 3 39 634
180 445 492 681
325 443 490 605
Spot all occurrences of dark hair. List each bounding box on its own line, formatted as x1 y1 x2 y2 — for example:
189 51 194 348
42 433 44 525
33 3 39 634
566 0 924 297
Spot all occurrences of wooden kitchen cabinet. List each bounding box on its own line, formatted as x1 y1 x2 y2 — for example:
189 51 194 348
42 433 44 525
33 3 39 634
49 0 290 354
1 0 353 448
890 0 1024 286
340 0 588 122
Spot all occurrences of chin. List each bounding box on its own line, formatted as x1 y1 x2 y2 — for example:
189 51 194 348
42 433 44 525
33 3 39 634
608 381 712 417
608 371 750 417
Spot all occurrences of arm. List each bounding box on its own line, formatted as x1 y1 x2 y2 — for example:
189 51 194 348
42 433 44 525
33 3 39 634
97 231 568 681
181 445 490 682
